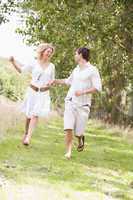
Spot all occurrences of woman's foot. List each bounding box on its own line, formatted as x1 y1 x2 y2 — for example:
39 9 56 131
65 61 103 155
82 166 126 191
22 133 27 143
23 135 30 146
64 152 71 159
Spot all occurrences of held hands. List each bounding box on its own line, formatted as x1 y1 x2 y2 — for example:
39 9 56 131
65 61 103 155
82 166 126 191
46 80 86 95
75 90 84 97
47 80 56 87
47 79 62 87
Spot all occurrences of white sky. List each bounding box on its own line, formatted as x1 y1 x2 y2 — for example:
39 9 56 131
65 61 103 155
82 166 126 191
0 14 35 63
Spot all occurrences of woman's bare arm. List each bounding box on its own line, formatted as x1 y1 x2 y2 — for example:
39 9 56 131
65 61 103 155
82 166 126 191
9 56 22 73
47 79 66 86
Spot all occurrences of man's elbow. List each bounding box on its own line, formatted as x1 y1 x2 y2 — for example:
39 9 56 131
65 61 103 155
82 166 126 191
94 87 102 93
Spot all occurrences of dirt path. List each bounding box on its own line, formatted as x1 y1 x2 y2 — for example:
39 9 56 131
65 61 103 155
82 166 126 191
0 178 117 200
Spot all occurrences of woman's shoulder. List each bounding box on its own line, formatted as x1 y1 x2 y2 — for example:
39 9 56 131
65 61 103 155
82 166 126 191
50 62 55 70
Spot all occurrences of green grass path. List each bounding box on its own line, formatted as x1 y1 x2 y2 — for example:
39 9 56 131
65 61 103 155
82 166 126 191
0 117 133 200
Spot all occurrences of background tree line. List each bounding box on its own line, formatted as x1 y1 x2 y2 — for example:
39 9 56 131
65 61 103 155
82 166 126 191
0 0 133 126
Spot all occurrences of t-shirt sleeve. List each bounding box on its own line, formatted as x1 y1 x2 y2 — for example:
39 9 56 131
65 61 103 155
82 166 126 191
65 70 74 86
91 69 102 92
21 62 34 74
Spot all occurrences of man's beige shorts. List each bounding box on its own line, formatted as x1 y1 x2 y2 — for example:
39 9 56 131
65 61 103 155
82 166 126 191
64 101 90 136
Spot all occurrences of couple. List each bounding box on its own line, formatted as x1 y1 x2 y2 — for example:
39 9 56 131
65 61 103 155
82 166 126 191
9 43 102 159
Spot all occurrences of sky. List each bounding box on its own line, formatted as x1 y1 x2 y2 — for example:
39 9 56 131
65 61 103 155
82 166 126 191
0 14 35 63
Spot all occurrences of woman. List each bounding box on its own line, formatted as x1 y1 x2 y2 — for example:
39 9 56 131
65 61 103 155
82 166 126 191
9 43 55 145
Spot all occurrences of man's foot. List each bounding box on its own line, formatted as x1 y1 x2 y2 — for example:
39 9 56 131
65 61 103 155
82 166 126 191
77 135 85 152
64 152 71 159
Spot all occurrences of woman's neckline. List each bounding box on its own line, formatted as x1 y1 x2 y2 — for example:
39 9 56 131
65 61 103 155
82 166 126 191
37 61 51 71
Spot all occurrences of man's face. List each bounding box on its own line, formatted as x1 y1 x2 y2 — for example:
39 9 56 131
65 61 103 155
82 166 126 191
74 51 81 63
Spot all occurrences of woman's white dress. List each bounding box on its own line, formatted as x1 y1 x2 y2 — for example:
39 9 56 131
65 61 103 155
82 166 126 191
21 60 55 118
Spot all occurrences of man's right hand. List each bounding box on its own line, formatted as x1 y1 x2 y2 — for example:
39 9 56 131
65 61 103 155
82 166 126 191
47 79 65 86
47 80 56 86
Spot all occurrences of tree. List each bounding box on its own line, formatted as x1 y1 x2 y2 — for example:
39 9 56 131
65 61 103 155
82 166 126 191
15 0 133 125
0 0 15 24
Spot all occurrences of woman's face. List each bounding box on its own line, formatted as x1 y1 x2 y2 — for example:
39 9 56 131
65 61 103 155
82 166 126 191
42 48 53 60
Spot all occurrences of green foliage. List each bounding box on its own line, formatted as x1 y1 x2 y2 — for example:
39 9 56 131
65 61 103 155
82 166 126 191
1 0 133 125
0 58 29 101
0 0 16 24
16 0 133 125
0 118 133 199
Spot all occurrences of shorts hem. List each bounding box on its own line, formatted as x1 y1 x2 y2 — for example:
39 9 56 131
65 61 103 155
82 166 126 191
64 128 73 132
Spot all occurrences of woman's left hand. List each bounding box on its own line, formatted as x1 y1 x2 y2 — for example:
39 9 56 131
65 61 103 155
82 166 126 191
47 80 55 86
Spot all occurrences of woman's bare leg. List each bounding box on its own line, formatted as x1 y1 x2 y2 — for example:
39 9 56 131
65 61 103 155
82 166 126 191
22 117 31 143
23 116 38 145
25 117 31 134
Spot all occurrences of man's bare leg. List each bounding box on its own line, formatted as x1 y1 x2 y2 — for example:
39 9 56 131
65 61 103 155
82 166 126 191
76 135 85 152
65 129 73 159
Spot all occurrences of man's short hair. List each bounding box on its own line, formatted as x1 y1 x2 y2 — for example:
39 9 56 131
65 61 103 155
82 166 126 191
77 47 90 61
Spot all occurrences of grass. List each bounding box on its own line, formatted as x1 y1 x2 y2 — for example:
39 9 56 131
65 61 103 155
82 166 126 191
0 116 133 200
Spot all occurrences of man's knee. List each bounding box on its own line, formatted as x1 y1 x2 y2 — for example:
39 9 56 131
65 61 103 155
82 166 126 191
64 129 73 135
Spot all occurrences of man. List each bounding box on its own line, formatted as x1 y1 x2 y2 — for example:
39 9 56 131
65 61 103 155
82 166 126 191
51 47 102 159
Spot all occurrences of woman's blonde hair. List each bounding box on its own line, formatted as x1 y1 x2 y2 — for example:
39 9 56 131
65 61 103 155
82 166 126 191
37 43 55 61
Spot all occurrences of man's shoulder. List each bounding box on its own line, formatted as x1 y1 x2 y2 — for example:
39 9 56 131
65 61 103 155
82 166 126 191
88 63 99 74
71 65 79 73
88 62 97 70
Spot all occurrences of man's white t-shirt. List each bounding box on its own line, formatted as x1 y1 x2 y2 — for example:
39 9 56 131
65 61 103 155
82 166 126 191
65 62 102 107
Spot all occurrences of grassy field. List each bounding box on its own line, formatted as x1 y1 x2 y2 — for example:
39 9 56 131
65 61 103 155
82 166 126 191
0 115 133 200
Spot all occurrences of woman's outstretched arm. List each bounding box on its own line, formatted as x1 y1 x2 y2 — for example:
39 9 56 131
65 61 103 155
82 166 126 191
9 56 23 73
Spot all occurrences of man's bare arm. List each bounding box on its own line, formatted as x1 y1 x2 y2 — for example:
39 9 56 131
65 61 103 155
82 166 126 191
75 87 98 97
54 79 66 85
